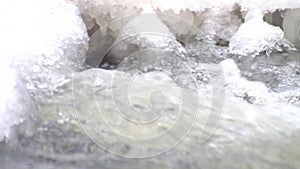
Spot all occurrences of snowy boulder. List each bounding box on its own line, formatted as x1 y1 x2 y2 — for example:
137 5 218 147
0 0 88 98
229 9 292 57
239 1 300 50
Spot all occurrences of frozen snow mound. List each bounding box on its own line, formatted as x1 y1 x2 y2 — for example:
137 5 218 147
229 9 292 57
0 0 88 98
0 60 34 141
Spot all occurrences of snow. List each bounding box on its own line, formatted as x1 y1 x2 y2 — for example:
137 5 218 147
228 13 289 57
0 0 88 140
0 0 88 97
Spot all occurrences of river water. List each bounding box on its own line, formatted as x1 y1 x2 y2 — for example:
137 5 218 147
1 42 299 169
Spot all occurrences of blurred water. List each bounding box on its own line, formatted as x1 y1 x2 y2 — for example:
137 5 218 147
1 46 300 169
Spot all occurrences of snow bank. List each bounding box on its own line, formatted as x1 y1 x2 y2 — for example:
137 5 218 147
0 0 88 140
229 12 289 57
0 0 88 97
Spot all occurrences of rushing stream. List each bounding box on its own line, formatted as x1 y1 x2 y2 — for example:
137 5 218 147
0 0 300 169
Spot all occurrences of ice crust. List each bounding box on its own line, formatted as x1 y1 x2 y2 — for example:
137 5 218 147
229 14 288 57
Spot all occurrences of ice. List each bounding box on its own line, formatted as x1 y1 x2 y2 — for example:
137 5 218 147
98 13 200 93
0 0 88 99
0 59 34 141
99 12 186 67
